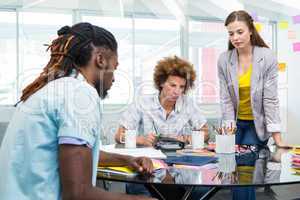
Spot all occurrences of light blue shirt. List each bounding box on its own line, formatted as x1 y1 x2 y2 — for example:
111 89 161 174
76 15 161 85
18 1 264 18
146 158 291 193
119 94 207 136
0 73 101 200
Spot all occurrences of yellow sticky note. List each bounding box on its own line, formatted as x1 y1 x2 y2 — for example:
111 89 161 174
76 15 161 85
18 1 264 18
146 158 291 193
278 21 289 29
278 62 287 72
254 22 263 32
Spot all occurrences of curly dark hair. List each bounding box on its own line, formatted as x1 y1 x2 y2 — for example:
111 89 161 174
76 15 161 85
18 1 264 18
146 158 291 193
153 55 196 93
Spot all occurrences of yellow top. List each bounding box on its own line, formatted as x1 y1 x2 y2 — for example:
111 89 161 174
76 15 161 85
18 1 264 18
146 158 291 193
238 64 254 120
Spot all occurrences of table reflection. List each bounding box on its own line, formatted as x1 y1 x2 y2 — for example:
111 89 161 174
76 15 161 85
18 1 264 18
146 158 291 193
150 146 298 186
98 146 300 187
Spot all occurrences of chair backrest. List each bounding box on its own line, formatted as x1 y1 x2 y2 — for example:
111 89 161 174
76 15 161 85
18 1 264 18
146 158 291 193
0 106 16 146
100 104 128 145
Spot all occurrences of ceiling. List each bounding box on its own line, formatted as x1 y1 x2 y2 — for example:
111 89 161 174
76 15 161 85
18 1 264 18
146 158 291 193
0 0 299 21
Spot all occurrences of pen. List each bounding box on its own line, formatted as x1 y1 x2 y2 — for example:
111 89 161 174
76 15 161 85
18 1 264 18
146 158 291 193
212 125 220 135
152 121 160 137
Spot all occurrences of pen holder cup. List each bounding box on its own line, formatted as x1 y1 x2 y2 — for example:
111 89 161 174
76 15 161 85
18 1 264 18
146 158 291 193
215 134 235 154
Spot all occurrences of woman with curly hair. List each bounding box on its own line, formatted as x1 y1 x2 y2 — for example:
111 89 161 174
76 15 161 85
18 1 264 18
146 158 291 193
115 55 208 146
115 55 209 199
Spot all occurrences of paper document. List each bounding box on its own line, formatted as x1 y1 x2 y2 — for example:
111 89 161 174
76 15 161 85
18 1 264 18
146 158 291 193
98 166 138 177
100 144 167 159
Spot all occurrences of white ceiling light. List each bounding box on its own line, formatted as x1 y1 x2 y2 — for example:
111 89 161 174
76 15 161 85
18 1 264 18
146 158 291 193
271 0 300 10
161 0 186 25
22 0 46 9
209 0 244 13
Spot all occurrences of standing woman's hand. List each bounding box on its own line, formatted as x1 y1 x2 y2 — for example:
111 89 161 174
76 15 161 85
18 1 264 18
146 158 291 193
272 132 292 148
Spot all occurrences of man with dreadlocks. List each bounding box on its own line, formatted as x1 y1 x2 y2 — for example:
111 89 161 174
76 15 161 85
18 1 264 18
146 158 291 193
0 22 156 200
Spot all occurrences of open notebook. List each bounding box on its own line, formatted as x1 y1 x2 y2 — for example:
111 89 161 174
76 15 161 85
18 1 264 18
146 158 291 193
100 144 167 159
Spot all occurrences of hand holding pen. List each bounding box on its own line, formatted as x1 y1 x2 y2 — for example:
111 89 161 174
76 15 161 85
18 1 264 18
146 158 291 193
143 133 157 146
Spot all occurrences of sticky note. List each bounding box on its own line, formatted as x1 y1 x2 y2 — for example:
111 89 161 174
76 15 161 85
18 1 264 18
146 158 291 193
278 21 288 29
254 23 263 32
293 42 300 52
251 12 259 21
293 15 300 24
288 30 297 40
278 63 287 72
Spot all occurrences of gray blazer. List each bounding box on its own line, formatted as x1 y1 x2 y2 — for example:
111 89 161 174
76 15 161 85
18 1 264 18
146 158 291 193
217 46 281 141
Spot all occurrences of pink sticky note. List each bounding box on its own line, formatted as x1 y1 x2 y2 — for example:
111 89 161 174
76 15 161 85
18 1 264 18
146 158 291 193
293 15 300 24
293 42 300 52
288 30 297 40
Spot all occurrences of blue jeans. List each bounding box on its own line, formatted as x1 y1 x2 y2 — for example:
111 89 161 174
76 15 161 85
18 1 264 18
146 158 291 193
232 119 268 200
235 120 267 146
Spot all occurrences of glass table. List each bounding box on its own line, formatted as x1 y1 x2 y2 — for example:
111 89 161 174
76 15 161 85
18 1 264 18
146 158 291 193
97 146 300 200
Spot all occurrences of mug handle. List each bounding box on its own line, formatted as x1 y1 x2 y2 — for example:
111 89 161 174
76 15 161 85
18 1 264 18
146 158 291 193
119 131 126 144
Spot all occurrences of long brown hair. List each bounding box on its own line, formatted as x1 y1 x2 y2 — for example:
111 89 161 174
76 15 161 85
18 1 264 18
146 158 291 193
19 22 117 103
224 10 269 50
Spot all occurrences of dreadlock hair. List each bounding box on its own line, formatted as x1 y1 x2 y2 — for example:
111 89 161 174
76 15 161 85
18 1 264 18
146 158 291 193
19 22 118 102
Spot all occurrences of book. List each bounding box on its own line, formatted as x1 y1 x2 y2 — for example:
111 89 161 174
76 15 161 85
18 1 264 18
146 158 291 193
164 155 218 166
98 166 138 177
177 148 215 157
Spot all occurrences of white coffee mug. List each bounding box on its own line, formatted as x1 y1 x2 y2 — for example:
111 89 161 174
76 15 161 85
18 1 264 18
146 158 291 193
191 130 204 149
120 130 136 148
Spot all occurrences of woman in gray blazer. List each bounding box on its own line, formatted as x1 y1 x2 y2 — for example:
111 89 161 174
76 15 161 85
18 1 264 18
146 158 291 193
218 10 288 148
218 10 289 200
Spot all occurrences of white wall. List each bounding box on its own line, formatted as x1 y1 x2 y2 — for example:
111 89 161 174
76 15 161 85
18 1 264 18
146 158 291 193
278 20 300 144
286 51 300 144
287 53 300 144
0 106 15 122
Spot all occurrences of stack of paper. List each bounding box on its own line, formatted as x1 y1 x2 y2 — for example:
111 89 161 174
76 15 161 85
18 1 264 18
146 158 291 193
98 166 137 177
100 144 167 159
177 148 215 157
152 159 168 170
291 147 300 174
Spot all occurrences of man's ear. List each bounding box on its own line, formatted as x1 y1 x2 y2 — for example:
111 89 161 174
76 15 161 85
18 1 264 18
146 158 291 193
95 52 106 70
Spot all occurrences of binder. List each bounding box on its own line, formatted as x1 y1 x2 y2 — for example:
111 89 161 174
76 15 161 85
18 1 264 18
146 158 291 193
164 155 217 166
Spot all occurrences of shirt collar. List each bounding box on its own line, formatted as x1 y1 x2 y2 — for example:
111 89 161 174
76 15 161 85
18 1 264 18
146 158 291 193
153 93 163 110
76 72 86 82
175 96 184 113
154 93 184 113
70 69 87 82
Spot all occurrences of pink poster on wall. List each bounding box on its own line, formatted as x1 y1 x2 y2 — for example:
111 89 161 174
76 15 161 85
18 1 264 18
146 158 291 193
201 48 219 103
